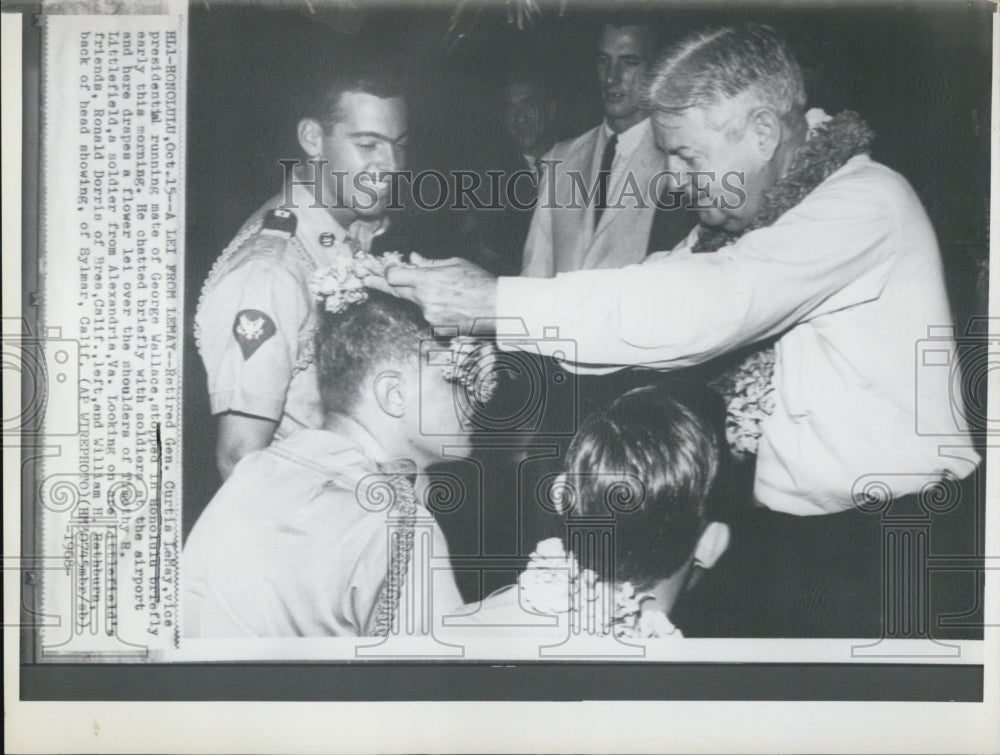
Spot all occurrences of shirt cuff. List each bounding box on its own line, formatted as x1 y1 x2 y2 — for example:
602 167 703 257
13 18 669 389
209 390 284 422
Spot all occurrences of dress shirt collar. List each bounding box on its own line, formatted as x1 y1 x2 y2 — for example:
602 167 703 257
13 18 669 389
602 117 649 160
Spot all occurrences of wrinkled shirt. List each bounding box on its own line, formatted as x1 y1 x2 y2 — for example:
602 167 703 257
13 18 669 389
496 154 978 514
183 429 463 637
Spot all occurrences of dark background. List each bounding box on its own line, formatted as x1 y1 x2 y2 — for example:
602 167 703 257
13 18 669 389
183 0 993 580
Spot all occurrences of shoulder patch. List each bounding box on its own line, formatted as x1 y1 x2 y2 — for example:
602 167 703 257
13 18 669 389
233 309 277 359
262 208 298 238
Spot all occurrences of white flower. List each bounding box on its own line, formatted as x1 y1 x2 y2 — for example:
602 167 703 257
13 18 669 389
519 539 577 614
806 108 833 132
440 337 498 404
310 251 410 313
610 583 681 639
635 606 680 638
532 537 568 559
710 347 777 456
517 540 682 638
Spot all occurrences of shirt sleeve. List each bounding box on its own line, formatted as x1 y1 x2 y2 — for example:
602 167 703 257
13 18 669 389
196 247 310 421
496 162 899 370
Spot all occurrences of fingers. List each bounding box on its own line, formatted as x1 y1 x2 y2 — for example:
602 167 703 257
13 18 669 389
410 252 460 267
362 275 396 296
365 274 420 304
383 265 429 287
408 251 430 266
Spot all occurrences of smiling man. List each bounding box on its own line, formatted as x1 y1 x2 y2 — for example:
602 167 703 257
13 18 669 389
518 14 695 277
195 57 409 479
373 24 978 637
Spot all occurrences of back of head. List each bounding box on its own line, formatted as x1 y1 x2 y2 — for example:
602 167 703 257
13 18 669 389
643 23 806 122
564 385 719 589
315 290 428 416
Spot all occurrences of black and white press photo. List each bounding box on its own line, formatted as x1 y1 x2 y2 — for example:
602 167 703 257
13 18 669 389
178 0 991 650
5 0 997 751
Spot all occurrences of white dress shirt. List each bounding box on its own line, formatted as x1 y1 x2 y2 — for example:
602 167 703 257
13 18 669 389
603 118 649 206
496 154 978 515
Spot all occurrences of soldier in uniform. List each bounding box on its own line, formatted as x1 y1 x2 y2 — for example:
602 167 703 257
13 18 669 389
196 62 408 479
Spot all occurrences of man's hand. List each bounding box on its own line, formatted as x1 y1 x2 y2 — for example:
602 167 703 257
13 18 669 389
366 253 498 334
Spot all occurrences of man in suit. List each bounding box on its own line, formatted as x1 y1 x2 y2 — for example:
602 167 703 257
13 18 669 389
520 16 694 277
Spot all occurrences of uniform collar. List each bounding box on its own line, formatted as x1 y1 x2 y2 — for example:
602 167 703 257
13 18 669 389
273 427 416 487
287 178 389 265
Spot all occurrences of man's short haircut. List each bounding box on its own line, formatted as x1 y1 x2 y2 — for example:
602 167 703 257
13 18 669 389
601 11 661 57
643 23 806 125
302 50 406 132
563 385 720 589
316 290 427 416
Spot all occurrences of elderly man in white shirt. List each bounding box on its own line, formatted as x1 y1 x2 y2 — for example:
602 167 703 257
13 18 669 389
370 24 978 636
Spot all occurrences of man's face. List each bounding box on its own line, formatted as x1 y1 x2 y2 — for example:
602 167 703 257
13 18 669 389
502 83 553 154
652 103 775 232
319 91 408 220
596 25 654 130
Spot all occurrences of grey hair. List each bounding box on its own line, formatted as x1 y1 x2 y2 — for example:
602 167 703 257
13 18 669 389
642 24 806 126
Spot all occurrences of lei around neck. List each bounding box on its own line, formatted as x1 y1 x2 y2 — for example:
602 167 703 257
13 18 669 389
699 110 875 457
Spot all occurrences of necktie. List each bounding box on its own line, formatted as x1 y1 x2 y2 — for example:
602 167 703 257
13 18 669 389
594 133 618 228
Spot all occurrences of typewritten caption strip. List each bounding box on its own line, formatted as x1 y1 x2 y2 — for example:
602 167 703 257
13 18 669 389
39 13 185 659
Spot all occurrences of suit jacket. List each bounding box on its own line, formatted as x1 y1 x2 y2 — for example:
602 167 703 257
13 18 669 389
520 119 693 277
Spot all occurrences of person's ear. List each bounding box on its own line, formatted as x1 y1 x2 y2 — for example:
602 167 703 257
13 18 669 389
372 369 406 419
747 107 782 162
692 521 730 570
297 117 325 159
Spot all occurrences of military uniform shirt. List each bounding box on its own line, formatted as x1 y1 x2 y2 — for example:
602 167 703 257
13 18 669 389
195 182 386 439
182 428 464 637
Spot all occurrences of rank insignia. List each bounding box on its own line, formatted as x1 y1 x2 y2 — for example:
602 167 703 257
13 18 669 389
233 309 277 359
261 208 297 238
319 232 337 247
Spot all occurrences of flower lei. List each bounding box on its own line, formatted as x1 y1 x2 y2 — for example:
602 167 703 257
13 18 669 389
369 473 419 636
310 253 499 404
697 110 875 457
517 538 681 639
310 249 408 314
439 337 499 405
